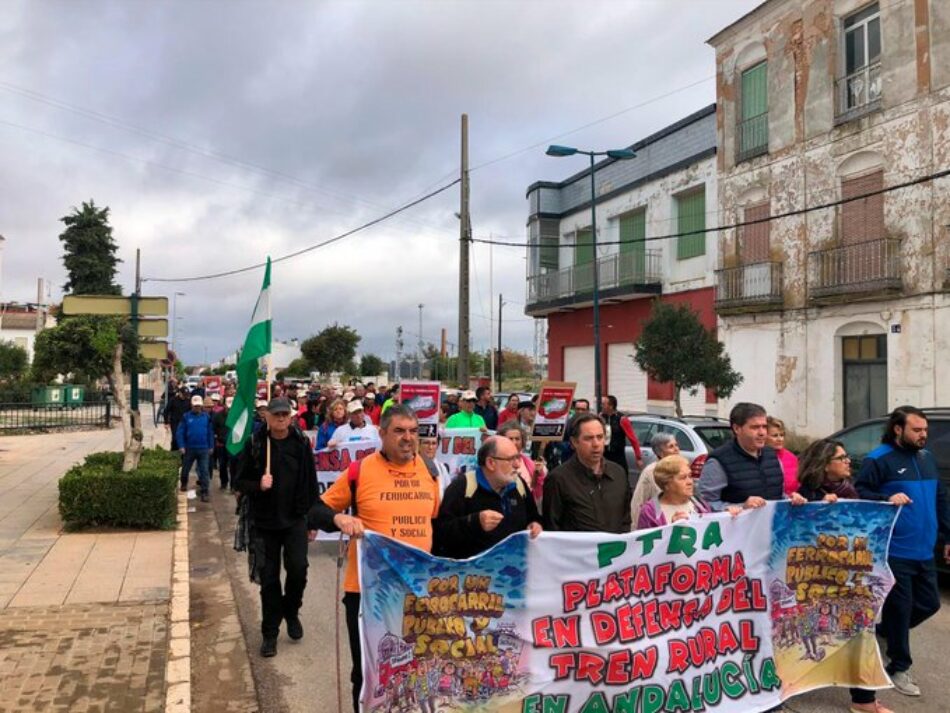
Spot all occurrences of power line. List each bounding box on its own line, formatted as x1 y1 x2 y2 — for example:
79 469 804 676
142 178 460 283
469 75 716 172
470 167 950 248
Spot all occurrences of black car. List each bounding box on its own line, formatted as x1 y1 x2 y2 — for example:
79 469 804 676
830 408 950 572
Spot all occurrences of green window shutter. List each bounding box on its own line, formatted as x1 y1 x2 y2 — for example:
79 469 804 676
539 235 559 269
741 62 767 120
575 228 593 266
676 190 706 260
619 211 645 254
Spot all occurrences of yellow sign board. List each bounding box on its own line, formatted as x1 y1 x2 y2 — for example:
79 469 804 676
137 319 169 338
140 341 169 360
61 295 169 317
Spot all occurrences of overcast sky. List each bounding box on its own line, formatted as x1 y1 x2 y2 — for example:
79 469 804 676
0 0 760 368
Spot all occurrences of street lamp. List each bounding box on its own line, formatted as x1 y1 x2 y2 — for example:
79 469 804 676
545 143 636 411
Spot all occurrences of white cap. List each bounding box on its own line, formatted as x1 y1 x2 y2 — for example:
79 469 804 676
191 395 203 406
347 400 364 414
255 399 268 409
461 390 477 401
211 393 221 401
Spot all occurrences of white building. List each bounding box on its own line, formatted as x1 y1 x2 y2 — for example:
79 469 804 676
708 0 950 436
525 106 720 413
0 304 54 363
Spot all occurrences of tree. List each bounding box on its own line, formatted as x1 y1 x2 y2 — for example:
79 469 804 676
59 200 122 296
360 353 387 378
497 349 533 377
278 358 312 380
300 324 361 374
0 340 28 380
633 302 743 417
32 201 145 470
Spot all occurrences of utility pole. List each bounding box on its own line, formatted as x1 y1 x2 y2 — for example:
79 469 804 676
489 234 494 391
457 113 471 388
130 249 141 414
395 326 404 382
417 304 424 379
497 294 504 393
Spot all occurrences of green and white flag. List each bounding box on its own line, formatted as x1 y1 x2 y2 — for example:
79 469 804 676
226 257 272 456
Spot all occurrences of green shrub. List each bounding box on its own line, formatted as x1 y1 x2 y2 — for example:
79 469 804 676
58 447 181 530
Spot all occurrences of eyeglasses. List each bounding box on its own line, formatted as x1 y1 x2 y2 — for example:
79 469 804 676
490 455 522 464
830 454 851 462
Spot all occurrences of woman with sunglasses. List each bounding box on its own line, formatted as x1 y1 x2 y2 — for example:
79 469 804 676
796 438 894 713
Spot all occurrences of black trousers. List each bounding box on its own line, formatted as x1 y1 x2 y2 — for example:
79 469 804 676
344 592 362 712
258 520 309 637
214 445 230 486
880 556 941 673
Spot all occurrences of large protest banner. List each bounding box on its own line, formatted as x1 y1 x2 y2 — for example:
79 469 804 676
438 428 483 482
357 501 896 713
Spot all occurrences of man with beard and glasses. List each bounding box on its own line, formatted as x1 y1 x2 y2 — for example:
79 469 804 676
855 405 950 698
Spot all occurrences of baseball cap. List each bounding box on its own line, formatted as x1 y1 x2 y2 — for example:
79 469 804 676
461 390 477 401
266 397 293 414
211 393 221 401
255 399 268 409
347 400 364 414
190 395 203 406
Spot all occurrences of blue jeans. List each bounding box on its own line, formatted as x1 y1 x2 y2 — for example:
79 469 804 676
181 448 211 494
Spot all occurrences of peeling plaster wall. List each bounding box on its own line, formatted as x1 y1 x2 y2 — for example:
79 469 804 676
710 0 950 434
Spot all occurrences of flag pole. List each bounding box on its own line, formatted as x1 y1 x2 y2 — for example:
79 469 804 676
264 261 274 478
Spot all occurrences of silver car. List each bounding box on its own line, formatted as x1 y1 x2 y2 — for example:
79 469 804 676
625 414 733 476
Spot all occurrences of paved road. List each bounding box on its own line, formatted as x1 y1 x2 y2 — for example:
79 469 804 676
210 485 950 713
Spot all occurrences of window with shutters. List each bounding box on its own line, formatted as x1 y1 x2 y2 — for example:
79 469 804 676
737 62 768 162
840 170 884 244
836 3 882 118
676 189 706 260
618 208 646 281
740 202 770 263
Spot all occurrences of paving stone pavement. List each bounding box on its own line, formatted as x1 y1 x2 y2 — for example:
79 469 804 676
0 601 167 712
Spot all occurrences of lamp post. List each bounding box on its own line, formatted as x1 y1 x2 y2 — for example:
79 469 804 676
171 291 186 356
545 144 636 411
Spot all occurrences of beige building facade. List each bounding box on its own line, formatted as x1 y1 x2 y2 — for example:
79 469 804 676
708 0 950 437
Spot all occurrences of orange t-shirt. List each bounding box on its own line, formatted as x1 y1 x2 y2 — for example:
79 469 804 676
321 452 440 592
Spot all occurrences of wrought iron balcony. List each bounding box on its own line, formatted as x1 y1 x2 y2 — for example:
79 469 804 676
808 238 901 302
835 61 882 122
526 249 662 315
714 262 783 313
736 112 768 163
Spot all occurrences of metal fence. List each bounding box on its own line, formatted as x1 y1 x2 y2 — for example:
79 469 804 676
0 401 112 432
714 261 783 309
808 237 901 299
527 249 662 305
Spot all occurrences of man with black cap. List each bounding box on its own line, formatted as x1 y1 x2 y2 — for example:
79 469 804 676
235 396 319 658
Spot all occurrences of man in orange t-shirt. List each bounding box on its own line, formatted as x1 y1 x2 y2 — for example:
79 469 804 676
309 404 440 712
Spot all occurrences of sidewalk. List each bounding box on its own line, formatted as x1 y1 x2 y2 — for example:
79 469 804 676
0 420 175 712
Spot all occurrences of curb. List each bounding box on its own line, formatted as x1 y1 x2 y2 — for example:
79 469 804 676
165 490 191 712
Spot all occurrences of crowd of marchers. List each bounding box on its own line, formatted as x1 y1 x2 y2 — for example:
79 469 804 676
163 375 949 713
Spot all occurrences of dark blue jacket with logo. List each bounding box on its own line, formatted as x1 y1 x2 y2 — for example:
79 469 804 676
855 443 950 561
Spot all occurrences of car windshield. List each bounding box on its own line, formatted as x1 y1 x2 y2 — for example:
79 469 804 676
693 426 733 450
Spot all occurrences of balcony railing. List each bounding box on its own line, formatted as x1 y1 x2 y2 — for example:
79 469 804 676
736 112 768 163
835 61 882 121
808 238 901 301
714 262 783 312
527 249 662 308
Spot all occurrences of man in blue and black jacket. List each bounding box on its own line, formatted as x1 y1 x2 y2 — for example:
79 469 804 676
855 405 950 698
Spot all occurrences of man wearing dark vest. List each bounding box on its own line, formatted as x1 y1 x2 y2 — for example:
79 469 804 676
698 402 806 511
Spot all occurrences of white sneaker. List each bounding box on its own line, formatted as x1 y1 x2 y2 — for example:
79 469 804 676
890 670 920 697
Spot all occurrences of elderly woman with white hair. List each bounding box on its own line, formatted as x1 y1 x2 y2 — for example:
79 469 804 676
629 432 681 528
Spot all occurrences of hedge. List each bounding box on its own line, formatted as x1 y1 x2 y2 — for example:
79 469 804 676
58 447 181 530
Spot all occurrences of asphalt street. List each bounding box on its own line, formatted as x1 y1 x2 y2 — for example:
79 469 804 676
205 487 950 713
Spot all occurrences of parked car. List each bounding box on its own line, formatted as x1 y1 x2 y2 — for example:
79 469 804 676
828 408 950 572
625 414 734 477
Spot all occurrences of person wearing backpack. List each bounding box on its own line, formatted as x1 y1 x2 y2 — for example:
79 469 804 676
309 404 441 713
235 397 318 658
433 435 542 560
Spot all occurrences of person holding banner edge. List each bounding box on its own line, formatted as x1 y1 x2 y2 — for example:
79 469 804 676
310 404 441 713
433 435 542 559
